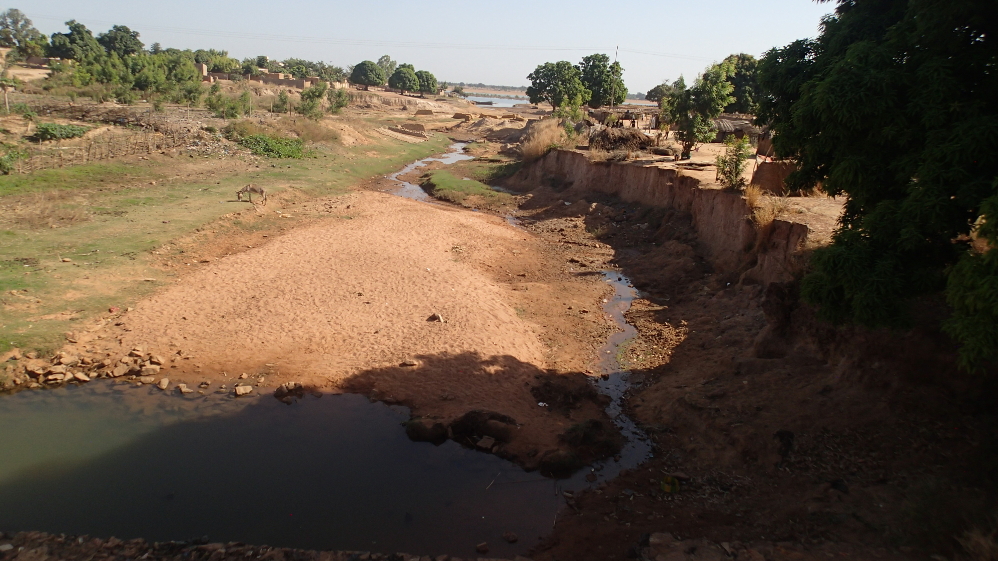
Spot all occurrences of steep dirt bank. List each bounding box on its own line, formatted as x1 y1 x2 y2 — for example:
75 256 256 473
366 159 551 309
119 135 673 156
496 151 997 561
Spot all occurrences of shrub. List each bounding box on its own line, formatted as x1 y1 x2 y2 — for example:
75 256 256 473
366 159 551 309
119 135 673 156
327 88 348 113
236 134 305 158
0 144 25 174
34 122 91 141
272 90 290 114
715 135 753 190
521 119 567 161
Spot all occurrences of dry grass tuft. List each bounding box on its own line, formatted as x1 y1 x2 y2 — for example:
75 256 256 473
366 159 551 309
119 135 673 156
744 184 763 209
521 119 566 161
751 193 793 227
281 118 339 143
3 191 89 229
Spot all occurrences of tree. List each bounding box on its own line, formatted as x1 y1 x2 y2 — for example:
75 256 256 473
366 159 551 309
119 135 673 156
298 81 328 120
349 60 385 90
578 53 625 108
387 65 418 94
662 64 733 158
415 70 437 96
0 9 46 58
721 53 759 114
715 136 753 190
48 20 104 61
756 0 998 369
526 61 590 111
376 55 396 81
645 82 674 103
97 25 143 57
149 42 162 54
327 87 349 114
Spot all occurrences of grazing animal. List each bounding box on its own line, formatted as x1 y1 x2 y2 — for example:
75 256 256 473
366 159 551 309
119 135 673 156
236 184 266 204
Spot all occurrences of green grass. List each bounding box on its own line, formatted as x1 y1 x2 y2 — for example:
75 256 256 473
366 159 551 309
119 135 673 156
420 170 514 209
0 129 454 355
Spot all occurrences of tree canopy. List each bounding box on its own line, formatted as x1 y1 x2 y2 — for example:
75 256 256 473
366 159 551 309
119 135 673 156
388 65 418 94
415 70 437 96
97 25 143 57
661 63 733 158
376 55 396 81
578 53 626 108
645 82 675 103
0 8 46 58
757 0 998 368
526 61 590 110
49 20 105 61
720 53 759 114
349 60 385 89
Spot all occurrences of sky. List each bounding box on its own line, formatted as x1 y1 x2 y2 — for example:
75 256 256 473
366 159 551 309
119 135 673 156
21 0 834 94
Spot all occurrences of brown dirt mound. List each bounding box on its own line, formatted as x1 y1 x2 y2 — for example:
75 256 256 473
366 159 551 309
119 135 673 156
589 128 654 151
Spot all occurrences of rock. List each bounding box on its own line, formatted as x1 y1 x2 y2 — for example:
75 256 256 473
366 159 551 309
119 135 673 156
427 312 443 322
73 372 91 382
157 378 170 390
400 359 419 367
129 348 145 357
585 473 597 482
47 365 67 375
61 257 71 262
111 364 129 377
404 419 448 444
141 365 161 376
476 436 496 450
58 354 78 365
502 531 518 543
149 355 165 365
176 383 194 394
46 373 66 382
239 373 248 379
235 385 253 397
0 544 12 552
139 376 156 384
199 381 211 388
475 543 489 554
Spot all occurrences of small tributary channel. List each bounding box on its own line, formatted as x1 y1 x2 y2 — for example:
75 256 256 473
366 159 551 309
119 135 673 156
0 148 652 557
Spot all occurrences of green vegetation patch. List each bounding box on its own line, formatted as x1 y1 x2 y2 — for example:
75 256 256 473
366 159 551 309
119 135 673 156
420 170 514 209
34 123 92 142
236 135 307 159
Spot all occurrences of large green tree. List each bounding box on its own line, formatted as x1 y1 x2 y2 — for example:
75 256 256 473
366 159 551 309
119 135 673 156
577 53 626 108
526 61 590 111
48 20 104 61
376 55 396 81
388 64 418 94
645 82 675 104
97 25 143 57
757 0 998 368
415 69 437 96
0 9 46 59
661 63 734 158
721 53 759 114
350 60 385 90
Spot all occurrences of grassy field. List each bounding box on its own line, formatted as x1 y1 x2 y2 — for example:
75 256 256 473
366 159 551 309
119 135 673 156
0 124 452 355
420 170 515 210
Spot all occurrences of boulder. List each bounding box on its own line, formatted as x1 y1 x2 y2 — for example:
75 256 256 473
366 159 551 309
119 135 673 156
111 364 129 377
141 365 161 376
139 376 156 384
235 385 253 397
176 383 194 394
149 355 165 365
156 378 170 390
73 372 91 382
47 365 67 375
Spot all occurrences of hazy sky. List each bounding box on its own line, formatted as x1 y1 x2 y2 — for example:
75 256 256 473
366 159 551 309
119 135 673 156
23 0 833 93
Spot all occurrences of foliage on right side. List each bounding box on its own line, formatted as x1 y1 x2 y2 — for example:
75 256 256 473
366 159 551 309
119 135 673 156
756 0 998 369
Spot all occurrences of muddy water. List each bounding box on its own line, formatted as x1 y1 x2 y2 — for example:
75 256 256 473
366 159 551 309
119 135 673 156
0 386 559 557
387 143 473 201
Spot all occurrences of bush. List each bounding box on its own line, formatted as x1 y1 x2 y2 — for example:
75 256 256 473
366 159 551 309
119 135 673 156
272 91 290 114
521 119 567 161
327 88 348 113
34 122 91 141
0 144 25 174
715 135 753 190
236 134 305 158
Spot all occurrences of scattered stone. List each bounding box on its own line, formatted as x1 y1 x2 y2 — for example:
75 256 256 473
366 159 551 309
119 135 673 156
502 531 518 543
61 258 71 262
0 544 12 552
235 385 253 397
111 364 129 377
157 378 170 390
239 373 248 379
73 372 90 382
139 376 156 384
46 373 66 382
47 365 67 375
176 383 194 394
427 312 444 322
475 543 489 554
199 381 211 388
476 436 496 450
400 359 419 367
129 348 145 358
149 355 165 365
58 354 78 366
141 365 161 376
